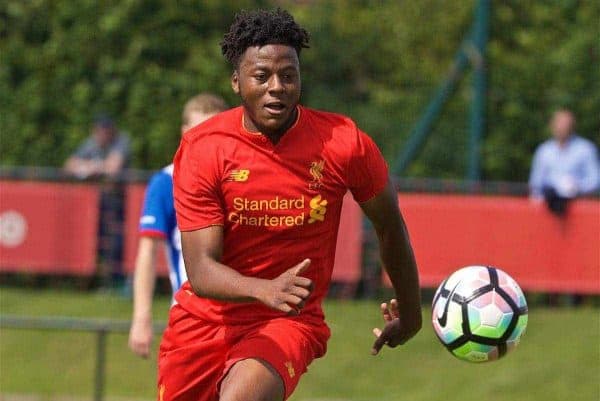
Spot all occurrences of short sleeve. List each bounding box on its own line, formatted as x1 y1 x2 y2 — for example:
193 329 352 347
139 173 172 238
74 138 95 159
173 137 225 231
110 134 131 159
347 129 389 203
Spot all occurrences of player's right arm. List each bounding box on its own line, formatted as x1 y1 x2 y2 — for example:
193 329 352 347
360 181 422 354
344 126 421 354
181 227 312 315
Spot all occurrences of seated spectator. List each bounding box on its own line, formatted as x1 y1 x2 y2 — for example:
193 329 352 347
64 114 131 289
64 114 130 179
529 109 600 215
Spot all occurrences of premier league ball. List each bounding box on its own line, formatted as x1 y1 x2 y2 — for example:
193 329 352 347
432 266 528 362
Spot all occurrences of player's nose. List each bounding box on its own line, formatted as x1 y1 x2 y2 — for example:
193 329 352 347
267 74 284 93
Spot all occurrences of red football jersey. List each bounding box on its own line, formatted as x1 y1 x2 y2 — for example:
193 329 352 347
173 105 388 324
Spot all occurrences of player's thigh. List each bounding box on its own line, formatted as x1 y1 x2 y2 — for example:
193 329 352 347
158 305 226 401
219 358 284 401
219 318 330 400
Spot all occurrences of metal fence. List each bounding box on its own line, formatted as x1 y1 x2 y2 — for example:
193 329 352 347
0 314 165 401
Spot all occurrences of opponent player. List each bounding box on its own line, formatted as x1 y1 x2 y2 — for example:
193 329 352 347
128 93 228 358
159 9 422 400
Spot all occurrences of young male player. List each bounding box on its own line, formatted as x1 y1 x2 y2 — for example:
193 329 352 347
159 9 422 401
128 93 228 358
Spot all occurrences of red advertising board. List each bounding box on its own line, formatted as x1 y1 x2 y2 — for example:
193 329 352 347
0 181 99 274
3 178 598 294
122 183 169 275
332 192 363 283
396 194 600 294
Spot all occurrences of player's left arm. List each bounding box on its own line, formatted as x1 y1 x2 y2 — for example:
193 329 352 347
360 180 422 355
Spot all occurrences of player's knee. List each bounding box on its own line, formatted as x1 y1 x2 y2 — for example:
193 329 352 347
219 358 284 401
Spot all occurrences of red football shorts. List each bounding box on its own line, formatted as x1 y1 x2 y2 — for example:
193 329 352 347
157 304 330 401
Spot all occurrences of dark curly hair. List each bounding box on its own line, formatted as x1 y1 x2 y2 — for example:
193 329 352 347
221 8 310 68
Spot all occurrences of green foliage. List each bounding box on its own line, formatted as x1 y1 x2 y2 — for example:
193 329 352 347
0 0 265 168
484 0 600 180
1 1 598 180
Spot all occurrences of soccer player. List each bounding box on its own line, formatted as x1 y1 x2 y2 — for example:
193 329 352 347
159 9 422 401
128 93 228 358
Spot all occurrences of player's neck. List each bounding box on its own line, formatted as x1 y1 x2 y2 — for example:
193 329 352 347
243 107 299 145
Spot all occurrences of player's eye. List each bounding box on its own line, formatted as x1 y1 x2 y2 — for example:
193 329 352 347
254 73 267 82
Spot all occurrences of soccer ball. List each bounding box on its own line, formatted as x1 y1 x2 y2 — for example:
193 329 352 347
432 266 528 362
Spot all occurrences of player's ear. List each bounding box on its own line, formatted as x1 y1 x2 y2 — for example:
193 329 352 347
231 70 240 95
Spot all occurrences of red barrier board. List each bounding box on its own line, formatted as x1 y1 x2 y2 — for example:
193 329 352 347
396 194 600 294
0 181 99 274
122 184 169 275
5 178 597 294
332 192 363 283
123 187 363 283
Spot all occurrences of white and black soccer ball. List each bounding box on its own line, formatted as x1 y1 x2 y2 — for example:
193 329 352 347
432 266 528 362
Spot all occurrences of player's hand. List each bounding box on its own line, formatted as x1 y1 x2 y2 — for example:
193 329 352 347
257 258 313 316
371 299 420 355
128 318 153 358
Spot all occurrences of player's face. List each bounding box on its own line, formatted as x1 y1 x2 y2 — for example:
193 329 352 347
232 44 301 140
181 111 217 135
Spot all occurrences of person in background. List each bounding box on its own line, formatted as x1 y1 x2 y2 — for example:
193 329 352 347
529 109 600 215
64 115 130 179
128 93 228 358
64 115 131 289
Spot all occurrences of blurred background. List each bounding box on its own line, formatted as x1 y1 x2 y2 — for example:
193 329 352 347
0 1 598 401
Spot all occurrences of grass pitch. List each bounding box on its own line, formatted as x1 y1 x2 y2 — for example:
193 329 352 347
0 287 598 401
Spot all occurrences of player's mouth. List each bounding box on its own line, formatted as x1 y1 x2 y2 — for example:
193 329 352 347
263 101 287 116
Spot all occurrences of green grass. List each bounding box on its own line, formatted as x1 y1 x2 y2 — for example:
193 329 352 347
1 287 599 401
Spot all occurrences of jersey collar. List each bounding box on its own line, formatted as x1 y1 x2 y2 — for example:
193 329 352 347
240 106 302 145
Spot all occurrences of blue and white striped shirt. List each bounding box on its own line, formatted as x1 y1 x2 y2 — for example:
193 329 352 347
139 164 187 295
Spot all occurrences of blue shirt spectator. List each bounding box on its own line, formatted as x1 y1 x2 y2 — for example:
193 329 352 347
529 110 600 199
